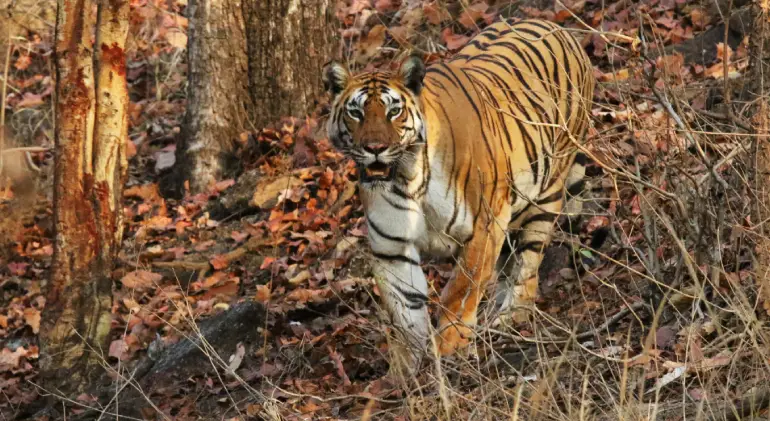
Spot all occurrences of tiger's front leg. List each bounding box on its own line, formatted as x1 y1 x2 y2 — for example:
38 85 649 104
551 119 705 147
371 243 430 376
361 185 431 376
434 201 511 356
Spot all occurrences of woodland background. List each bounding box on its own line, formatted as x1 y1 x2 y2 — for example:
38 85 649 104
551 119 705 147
1 0 770 420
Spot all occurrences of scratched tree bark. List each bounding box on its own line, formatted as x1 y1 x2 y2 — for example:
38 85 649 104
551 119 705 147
38 0 129 401
243 0 336 128
174 0 252 195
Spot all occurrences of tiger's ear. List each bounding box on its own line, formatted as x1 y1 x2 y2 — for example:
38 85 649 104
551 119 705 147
323 61 350 97
398 55 426 95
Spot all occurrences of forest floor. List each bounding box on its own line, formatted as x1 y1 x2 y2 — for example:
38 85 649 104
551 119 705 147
2 0 770 420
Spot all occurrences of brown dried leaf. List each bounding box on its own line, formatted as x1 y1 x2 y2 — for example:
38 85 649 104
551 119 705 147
142 215 173 231
255 285 271 303
349 0 372 14
327 345 352 386
441 28 470 51
599 68 630 82
213 178 235 193
423 2 450 25
14 55 32 70
231 231 249 243
389 26 412 46
354 24 387 64
690 7 708 29
457 2 488 28
166 31 187 49
210 255 230 270
109 339 130 361
124 183 163 204
121 270 163 291
288 269 312 285
656 53 684 75
655 15 678 29
16 93 44 109
252 175 304 209
199 281 239 301
374 0 397 13
716 42 732 62
400 7 423 28
23 308 40 334
285 288 328 304
0 347 30 370
334 236 360 258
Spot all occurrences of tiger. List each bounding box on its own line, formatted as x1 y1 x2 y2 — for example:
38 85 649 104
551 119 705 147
323 18 595 373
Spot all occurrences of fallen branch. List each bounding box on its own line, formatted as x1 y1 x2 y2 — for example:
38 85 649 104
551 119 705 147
0 146 50 154
212 236 270 266
146 236 270 273
151 260 209 272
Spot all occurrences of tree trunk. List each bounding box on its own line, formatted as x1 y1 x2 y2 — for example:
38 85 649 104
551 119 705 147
175 0 251 195
172 0 336 196
94 0 130 264
39 0 129 400
749 0 770 314
243 0 336 129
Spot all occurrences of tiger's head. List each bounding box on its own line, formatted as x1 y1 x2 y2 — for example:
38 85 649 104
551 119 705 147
323 56 427 186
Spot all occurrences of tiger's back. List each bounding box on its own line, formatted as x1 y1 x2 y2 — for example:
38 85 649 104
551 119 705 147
412 19 595 352
421 19 594 222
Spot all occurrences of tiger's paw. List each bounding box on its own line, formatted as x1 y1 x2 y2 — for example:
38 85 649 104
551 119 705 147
433 323 473 356
493 279 539 327
492 306 534 328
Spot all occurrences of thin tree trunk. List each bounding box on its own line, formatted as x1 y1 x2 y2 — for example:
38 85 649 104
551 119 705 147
175 0 251 195
243 0 336 129
39 0 129 400
94 0 130 263
749 0 770 314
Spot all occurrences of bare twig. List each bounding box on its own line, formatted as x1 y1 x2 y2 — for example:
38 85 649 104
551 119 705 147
574 301 648 341
696 109 752 132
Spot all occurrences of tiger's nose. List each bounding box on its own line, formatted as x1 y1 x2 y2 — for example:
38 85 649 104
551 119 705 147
363 144 389 155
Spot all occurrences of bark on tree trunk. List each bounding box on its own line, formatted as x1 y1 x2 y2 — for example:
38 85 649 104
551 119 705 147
749 0 770 314
176 0 251 195
94 0 130 264
243 0 336 129
39 0 129 400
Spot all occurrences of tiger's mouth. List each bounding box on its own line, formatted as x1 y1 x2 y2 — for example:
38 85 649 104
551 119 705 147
361 162 395 182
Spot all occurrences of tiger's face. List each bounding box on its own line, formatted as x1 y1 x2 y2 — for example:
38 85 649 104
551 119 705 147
323 57 427 186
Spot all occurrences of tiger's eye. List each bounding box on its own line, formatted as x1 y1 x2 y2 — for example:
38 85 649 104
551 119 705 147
347 108 363 120
387 107 402 120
